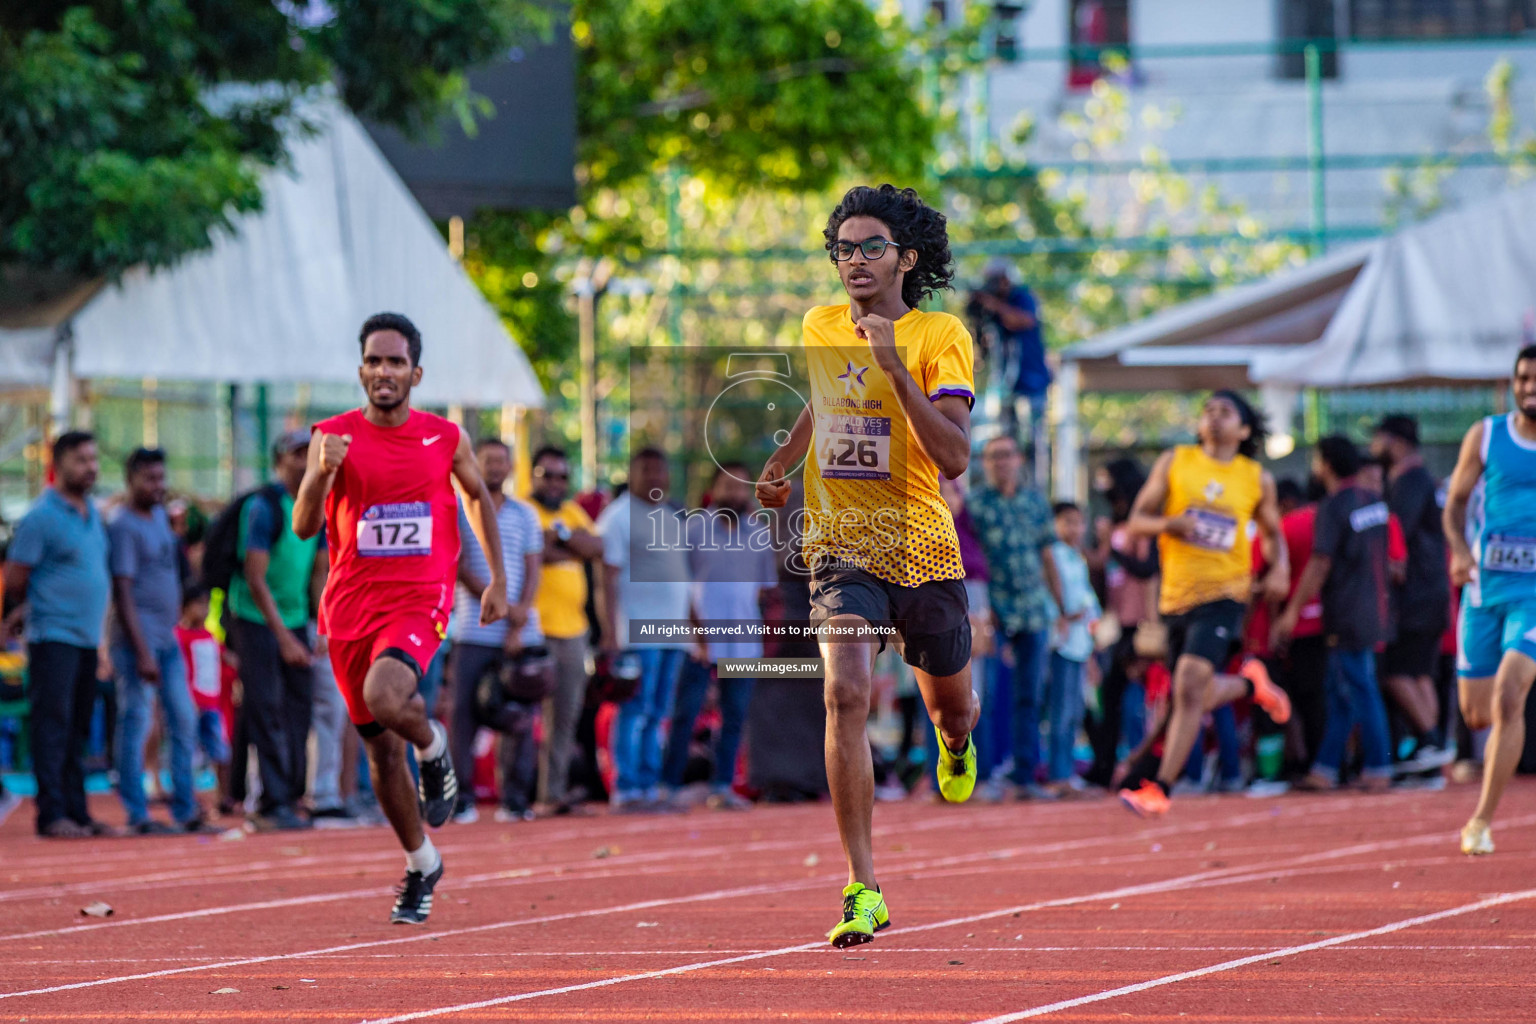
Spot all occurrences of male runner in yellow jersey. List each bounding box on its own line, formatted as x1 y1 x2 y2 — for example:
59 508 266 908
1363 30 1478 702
1119 391 1292 817
757 184 979 948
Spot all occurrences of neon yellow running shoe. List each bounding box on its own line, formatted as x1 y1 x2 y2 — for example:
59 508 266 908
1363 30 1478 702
1461 819 1494 856
827 883 890 948
934 725 977 803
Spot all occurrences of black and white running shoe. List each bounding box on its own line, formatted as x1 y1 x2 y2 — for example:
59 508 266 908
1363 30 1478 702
1396 742 1456 775
417 721 459 828
390 859 444 925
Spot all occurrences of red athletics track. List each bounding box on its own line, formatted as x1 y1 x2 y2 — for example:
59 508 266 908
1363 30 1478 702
3 779 1535 1022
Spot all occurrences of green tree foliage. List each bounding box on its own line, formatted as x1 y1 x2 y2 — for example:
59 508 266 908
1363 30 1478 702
465 0 953 415
942 69 1307 453
575 0 933 192
0 0 547 283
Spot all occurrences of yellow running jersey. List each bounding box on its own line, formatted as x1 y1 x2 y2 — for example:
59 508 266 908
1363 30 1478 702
1158 444 1264 615
800 304 975 588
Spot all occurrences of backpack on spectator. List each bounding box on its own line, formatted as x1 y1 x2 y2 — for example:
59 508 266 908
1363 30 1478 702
201 483 287 592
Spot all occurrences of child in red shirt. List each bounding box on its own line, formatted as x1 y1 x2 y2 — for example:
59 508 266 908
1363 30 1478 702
176 587 234 814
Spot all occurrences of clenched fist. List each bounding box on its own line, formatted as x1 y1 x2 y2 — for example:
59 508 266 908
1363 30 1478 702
757 460 790 509
317 432 352 474
854 314 903 376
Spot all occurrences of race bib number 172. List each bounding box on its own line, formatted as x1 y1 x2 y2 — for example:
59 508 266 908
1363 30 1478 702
357 502 433 557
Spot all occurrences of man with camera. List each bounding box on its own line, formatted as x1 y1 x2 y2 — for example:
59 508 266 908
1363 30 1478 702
968 259 1050 460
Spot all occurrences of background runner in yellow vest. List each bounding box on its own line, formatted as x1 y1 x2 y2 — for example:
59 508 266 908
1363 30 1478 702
1118 391 1292 818
756 184 977 949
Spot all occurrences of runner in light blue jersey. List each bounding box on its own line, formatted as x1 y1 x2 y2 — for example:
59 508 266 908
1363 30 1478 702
1444 345 1536 856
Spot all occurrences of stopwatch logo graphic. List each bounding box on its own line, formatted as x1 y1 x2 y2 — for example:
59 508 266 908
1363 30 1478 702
704 352 810 486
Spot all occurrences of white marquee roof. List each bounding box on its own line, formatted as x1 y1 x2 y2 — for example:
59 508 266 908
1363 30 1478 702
0 100 542 408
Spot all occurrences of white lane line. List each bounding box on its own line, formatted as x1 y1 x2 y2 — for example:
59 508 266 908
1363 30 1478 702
0 798 1476 1000
0 834 1474 1006
968 887 1536 1023
16 941 1536 968
0 874 837 1001
0 801 1324 944
0 795 1126 902
0 798 1043 878
0 804 1393 1001
347 827 1500 1024
0 809 1282 950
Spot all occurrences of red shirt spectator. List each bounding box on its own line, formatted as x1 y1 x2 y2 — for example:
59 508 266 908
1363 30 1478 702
1248 505 1325 653
175 622 236 741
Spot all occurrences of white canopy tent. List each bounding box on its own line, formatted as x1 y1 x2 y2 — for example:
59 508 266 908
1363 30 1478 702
1251 182 1536 388
1059 243 1374 394
1052 243 1374 497
0 99 543 414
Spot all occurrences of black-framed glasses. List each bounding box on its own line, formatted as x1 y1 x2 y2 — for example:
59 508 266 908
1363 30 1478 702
831 237 899 262
535 468 569 480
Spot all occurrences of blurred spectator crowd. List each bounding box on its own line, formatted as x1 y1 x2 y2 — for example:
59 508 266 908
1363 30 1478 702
0 410 1497 838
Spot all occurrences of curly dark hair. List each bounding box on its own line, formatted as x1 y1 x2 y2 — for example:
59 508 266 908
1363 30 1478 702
823 184 955 309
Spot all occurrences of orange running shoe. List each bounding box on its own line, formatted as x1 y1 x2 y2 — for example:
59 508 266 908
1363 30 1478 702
1118 779 1170 818
1241 657 1291 725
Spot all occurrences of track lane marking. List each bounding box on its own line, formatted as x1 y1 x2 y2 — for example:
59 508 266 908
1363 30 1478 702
0 802 1351 944
0 798 1497 1005
343 824 1515 1023
0 792 1211 901
968 887 1536 1022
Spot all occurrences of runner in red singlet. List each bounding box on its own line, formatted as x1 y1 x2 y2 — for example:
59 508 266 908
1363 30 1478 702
293 313 509 925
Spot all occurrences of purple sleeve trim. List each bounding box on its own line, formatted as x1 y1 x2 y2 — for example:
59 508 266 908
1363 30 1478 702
929 387 975 409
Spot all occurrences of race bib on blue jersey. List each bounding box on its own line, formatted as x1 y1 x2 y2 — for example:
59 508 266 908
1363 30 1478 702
1483 533 1536 573
357 502 433 557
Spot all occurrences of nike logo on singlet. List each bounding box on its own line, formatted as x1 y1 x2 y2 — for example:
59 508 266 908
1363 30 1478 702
422 435 441 446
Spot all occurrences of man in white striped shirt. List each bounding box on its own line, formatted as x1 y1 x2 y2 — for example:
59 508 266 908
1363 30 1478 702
447 438 543 822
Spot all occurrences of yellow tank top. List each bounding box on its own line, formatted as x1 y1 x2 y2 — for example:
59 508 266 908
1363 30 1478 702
1159 445 1263 615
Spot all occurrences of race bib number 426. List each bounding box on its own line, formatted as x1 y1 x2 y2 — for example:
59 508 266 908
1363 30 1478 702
817 413 892 480
357 502 432 557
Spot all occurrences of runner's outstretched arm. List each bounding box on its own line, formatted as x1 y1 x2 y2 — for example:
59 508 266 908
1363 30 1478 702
1126 451 1187 541
756 407 812 510
890 386 971 480
854 312 970 479
292 432 347 540
450 429 510 626
1443 419 1486 587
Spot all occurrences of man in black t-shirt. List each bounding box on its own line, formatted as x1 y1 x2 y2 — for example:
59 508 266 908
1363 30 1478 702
1372 415 1453 773
1274 436 1395 792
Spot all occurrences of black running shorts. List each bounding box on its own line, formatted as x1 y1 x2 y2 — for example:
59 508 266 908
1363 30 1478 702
808 562 972 678
1164 599 1246 672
